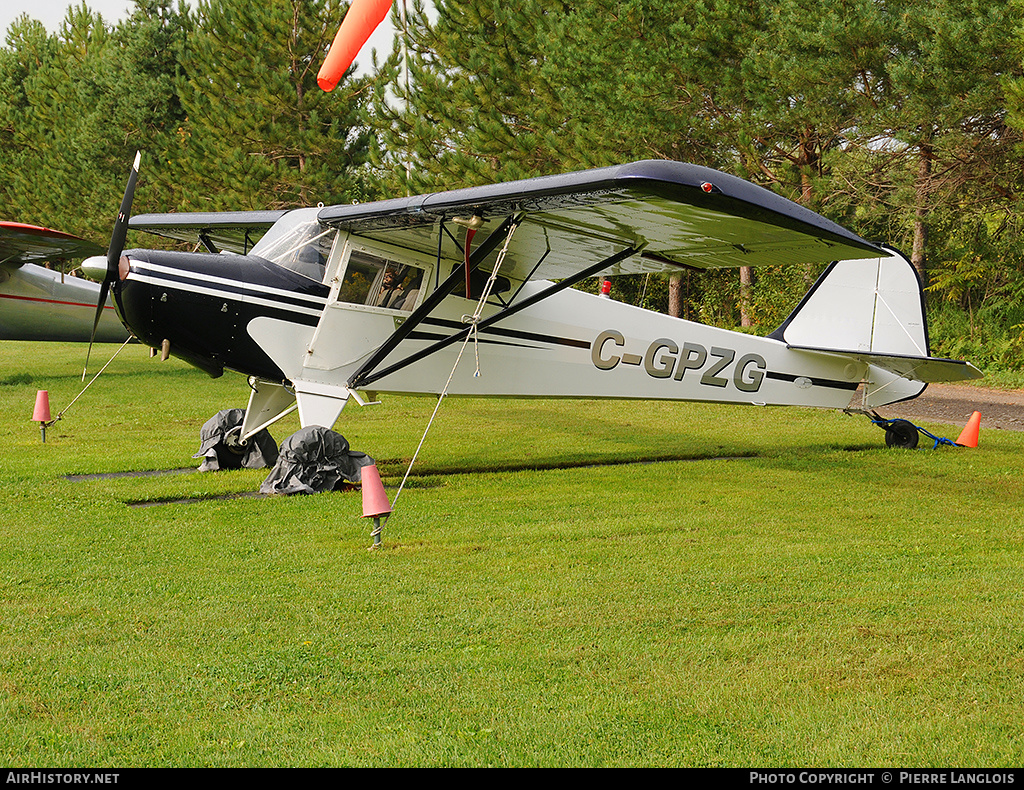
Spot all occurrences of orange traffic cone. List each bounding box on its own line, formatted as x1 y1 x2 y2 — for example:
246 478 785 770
956 411 981 448
32 390 51 443
32 390 51 422
361 464 391 517
361 464 391 549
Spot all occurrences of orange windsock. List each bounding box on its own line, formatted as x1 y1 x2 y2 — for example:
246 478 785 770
956 411 981 448
318 0 393 91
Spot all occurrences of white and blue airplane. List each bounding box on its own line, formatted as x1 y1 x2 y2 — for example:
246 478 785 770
81 157 980 451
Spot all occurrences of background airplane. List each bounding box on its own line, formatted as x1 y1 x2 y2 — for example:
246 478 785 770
0 221 129 343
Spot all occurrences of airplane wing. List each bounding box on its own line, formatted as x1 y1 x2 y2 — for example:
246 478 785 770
316 159 883 281
0 221 104 268
312 160 885 394
127 161 879 275
128 210 288 254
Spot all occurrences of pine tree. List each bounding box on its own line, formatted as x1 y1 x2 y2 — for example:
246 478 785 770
0 17 60 223
367 0 578 195
0 2 190 240
159 0 373 211
841 0 1023 283
367 0 882 323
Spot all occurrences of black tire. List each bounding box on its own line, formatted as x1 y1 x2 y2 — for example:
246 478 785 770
884 419 919 449
222 426 247 455
212 427 248 469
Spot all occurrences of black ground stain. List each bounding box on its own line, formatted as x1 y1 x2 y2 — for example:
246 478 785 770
65 468 197 482
69 454 758 508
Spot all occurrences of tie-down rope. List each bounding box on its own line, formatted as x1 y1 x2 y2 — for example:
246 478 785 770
46 336 135 428
385 220 520 521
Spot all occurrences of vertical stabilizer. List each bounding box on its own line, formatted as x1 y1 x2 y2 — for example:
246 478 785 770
771 246 928 358
770 246 980 406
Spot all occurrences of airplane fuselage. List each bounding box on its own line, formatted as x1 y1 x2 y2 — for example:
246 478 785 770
0 263 128 343
109 162 980 440
110 240 883 421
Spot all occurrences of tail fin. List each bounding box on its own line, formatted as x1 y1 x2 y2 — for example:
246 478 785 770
770 246 981 406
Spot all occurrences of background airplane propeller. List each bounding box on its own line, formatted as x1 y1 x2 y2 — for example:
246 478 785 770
82 151 141 379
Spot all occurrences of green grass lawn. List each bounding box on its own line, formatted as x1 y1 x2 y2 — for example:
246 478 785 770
1 342 1021 766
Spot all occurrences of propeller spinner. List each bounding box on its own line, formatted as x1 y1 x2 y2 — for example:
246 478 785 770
82 151 141 379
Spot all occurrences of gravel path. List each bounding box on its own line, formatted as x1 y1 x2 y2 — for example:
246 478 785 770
875 383 1024 433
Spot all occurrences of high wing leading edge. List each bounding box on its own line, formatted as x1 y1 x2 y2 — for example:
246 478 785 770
127 210 287 254
317 159 882 279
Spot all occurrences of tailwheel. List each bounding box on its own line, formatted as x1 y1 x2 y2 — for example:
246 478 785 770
882 418 919 449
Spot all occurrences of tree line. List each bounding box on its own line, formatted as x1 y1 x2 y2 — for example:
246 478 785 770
2 0 1023 372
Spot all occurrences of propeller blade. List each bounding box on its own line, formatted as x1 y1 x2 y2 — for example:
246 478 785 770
83 279 112 378
106 150 142 276
84 151 141 380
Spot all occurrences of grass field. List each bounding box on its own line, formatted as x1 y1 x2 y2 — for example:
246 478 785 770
1 341 1022 767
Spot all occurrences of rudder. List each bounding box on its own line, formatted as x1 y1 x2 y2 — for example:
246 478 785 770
770 246 980 407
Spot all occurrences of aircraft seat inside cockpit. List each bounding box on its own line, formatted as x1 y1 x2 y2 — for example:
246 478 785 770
290 244 326 282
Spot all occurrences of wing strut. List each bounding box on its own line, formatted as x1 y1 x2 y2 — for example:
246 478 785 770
346 214 522 389
349 243 641 390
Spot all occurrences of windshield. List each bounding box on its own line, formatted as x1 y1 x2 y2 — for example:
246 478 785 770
250 209 335 282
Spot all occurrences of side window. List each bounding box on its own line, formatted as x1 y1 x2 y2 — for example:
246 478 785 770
338 250 425 312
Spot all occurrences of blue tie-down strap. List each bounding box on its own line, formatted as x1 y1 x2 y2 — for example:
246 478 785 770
917 426 960 449
872 417 959 450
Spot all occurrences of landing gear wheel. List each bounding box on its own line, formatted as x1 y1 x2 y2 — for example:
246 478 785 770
208 426 248 469
884 419 919 449
222 426 247 456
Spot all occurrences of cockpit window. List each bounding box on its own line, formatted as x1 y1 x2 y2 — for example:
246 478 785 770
338 250 425 313
250 211 335 282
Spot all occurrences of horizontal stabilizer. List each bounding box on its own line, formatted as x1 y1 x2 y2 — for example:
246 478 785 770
774 245 982 386
788 345 983 383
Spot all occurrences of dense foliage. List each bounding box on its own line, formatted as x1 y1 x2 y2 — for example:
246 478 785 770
2 0 1023 372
